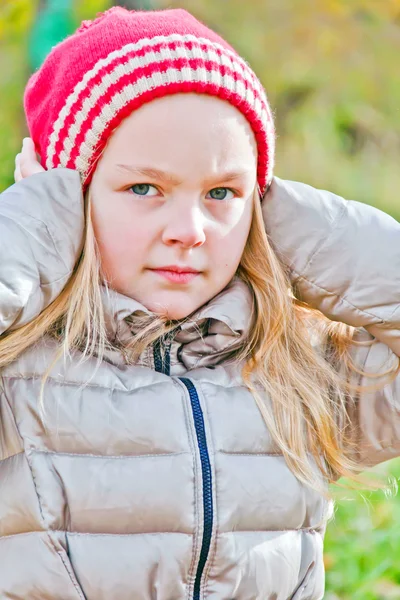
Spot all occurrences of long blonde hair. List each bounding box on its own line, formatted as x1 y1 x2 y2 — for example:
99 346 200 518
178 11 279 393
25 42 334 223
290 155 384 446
0 185 398 499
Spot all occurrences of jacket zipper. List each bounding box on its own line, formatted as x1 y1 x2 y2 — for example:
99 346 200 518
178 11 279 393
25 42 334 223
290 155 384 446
153 334 171 374
153 341 214 600
180 377 213 600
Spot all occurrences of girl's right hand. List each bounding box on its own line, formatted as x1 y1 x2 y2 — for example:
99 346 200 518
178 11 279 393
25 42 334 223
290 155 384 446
14 137 45 183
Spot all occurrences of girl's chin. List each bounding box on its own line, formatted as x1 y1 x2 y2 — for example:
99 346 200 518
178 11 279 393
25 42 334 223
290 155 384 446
144 294 204 321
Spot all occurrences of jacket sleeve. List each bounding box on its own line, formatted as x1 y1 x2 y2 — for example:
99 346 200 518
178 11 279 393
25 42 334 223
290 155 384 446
262 177 400 467
0 168 84 336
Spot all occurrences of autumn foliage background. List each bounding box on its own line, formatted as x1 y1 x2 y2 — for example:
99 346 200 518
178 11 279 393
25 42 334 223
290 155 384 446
1 1 400 598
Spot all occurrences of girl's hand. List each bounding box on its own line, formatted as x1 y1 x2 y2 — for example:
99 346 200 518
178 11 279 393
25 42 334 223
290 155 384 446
14 137 45 183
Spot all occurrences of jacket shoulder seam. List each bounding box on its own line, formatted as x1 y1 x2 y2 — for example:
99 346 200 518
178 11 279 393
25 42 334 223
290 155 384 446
300 202 348 275
293 271 385 324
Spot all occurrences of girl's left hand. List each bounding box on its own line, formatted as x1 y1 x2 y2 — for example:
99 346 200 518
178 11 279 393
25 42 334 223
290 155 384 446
14 138 45 183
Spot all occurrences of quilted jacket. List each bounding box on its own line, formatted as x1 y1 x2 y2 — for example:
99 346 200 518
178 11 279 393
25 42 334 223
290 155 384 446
0 169 399 599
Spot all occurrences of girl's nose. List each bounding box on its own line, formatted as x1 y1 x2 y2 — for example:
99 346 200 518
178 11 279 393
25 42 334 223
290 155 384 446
162 204 206 249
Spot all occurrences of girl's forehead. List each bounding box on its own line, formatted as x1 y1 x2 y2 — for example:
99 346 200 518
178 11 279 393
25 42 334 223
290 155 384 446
102 94 258 169
110 94 256 138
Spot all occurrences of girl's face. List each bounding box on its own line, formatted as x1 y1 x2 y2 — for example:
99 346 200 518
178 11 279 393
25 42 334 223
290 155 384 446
90 93 257 319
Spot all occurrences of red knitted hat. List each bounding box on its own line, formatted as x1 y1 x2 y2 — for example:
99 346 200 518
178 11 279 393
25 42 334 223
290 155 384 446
24 6 275 194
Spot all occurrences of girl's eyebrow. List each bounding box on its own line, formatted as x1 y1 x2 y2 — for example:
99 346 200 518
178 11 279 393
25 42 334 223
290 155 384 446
115 164 252 186
116 164 181 185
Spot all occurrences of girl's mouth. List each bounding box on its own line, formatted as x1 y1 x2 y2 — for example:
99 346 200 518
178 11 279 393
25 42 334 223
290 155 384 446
148 265 201 284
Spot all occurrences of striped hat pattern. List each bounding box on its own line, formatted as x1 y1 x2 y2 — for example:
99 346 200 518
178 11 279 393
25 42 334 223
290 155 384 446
24 6 275 194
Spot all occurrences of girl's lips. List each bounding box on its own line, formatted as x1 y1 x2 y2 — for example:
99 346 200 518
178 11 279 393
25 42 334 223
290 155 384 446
150 269 200 284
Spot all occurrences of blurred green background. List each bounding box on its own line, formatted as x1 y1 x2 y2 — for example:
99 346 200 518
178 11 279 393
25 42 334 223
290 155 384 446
1 0 400 598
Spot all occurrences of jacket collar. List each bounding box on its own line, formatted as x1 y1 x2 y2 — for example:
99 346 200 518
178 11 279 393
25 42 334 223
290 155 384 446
101 276 254 372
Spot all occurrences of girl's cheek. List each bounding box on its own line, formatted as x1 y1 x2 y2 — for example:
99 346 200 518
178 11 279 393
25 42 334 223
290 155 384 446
212 199 251 227
216 207 252 238
118 222 159 260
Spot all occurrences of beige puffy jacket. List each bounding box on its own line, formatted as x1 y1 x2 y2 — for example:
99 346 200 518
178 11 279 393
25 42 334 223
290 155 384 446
0 169 399 600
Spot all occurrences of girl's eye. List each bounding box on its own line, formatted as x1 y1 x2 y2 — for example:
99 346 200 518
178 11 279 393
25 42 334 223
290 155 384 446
207 187 235 201
129 183 159 197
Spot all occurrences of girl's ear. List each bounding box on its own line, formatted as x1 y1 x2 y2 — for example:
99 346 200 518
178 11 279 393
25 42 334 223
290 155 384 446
14 137 45 183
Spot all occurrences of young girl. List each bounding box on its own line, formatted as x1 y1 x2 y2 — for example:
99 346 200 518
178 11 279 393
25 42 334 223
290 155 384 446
3 6 400 600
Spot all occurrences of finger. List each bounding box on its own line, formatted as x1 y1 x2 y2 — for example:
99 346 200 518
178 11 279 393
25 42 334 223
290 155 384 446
21 137 43 168
14 153 22 183
19 137 45 178
21 137 37 159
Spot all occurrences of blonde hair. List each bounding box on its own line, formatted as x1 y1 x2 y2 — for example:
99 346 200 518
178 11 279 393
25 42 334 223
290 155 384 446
0 185 398 499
